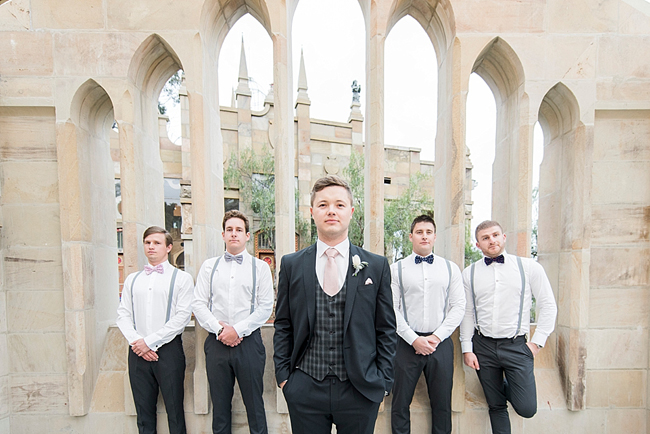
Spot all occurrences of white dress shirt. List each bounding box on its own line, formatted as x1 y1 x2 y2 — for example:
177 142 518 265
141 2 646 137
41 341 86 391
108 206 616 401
460 251 557 353
116 261 194 351
192 250 273 338
315 238 350 291
390 253 465 345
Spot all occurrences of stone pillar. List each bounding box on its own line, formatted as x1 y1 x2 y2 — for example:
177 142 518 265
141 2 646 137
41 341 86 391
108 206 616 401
364 17 385 254
435 39 467 413
272 23 296 265
296 50 312 238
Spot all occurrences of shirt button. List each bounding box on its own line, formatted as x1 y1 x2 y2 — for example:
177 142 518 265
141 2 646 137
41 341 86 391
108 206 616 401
329 313 335 318
329 347 335 351
329 331 335 335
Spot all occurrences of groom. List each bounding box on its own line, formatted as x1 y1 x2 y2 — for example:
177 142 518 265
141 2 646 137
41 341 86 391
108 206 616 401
273 175 397 434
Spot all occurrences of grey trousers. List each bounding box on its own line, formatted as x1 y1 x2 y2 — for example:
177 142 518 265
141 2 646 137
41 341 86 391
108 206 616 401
205 329 268 434
473 332 537 434
391 337 453 434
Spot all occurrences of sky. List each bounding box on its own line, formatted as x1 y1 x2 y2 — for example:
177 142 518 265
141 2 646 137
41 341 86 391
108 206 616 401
166 0 546 240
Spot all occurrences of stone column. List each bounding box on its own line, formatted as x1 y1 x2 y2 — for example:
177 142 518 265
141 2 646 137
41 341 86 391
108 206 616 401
272 23 296 265
364 16 385 254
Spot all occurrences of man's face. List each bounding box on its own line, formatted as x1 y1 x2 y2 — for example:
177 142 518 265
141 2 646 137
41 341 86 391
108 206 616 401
475 225 506 258
222 217 250 255
144 233 172 266
310 186 354 244
409 222 436 257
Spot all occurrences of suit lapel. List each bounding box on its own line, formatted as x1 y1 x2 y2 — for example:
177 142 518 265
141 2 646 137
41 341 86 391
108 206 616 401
343 244 360 333
303 244 317 332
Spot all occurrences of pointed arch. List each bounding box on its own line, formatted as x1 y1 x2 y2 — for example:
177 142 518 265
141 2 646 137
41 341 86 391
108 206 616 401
386 0 456 61
200 0 271 59
536 81 588 411
472 37 525 104
127 34 184 99
471 37 530 254
59 79 119 416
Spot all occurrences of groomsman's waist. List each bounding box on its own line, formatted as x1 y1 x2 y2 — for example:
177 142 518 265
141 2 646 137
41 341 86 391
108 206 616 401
415 331 434 336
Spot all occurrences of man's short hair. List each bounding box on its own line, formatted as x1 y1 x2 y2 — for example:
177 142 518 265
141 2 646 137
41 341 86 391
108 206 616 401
143 226 173 247
223 210 250 233
310 175 354 206
410 214 436 234
474 220 503 241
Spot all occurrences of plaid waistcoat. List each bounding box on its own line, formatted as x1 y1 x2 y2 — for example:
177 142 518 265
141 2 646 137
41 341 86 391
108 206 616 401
298 280 348 381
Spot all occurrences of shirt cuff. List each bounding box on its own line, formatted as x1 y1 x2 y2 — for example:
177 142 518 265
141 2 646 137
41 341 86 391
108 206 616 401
232 322 246 338
143 335 159 351
401 329 419 346
530 332 549 348
461 341 474 353
207 318 222 335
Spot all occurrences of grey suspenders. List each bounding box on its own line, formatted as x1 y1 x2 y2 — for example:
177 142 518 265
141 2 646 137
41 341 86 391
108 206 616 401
470 256 526 338
397 257 452 326
130 267 179 331
208 255 257 314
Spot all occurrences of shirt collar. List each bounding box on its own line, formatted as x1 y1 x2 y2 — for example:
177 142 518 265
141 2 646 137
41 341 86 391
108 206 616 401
317 238 350 261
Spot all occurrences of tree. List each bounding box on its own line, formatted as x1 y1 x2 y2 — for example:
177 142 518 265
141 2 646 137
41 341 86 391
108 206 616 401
341 150 434 263
464 221 482 267
224 148 311 249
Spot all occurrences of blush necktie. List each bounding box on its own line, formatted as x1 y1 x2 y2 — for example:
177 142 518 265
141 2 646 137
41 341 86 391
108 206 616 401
144 264 164 275
323 248 341 296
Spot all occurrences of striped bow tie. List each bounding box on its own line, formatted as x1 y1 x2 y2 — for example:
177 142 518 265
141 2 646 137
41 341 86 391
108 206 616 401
144 264 164 275
224 252 243 264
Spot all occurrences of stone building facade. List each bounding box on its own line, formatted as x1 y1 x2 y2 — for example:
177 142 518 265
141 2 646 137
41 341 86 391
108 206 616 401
1 0 650 433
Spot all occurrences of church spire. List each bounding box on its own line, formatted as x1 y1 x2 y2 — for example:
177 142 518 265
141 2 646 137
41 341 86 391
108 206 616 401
296 49 310 106
236 36 251 99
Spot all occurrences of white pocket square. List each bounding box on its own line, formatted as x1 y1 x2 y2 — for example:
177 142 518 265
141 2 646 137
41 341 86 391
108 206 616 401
364 278 373 285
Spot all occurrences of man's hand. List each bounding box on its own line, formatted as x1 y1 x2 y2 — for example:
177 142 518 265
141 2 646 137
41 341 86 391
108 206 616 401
426 334 441 351
413 336 436 356
130 339 158 361
463 352 480 370
279 380 287 390
526 342 540 357
218 321 242 347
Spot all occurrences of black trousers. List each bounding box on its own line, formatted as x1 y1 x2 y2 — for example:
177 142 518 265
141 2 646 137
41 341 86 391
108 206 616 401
204 329 268 434
128 334 187 434
391 336 453 434
283 369 381 434
473 332 537 434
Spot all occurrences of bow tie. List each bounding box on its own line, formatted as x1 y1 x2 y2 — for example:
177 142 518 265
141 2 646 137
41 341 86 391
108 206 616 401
484 255 505 266
144 264 164 275
224 252 243 265
415 254 434 265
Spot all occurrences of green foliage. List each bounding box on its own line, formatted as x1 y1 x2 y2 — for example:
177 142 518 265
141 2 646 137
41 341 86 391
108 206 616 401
341 151 434 262
342 150 365 247
384 173 434 263
224 148 311 249
464 220 483 267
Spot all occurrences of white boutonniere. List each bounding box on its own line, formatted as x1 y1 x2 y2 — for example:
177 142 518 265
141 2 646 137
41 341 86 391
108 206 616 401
352 255 368 276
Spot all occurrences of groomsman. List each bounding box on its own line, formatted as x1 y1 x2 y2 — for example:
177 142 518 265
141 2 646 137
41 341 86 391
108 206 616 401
193 210 273 434
117 226 194 434
390 215 465 434
460 220 557 434
274 175 397 434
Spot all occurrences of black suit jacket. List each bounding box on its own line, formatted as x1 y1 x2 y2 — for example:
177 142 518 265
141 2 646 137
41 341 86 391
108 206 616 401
273 243 397 403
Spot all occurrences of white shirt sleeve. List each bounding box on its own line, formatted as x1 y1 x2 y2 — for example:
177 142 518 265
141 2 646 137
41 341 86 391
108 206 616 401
528 260 557 347
116 272 143 345
432 261 465 342
143 270 194 350
390 261 419 345
192 258 223 335
460 264 477 353
232 258 274 337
